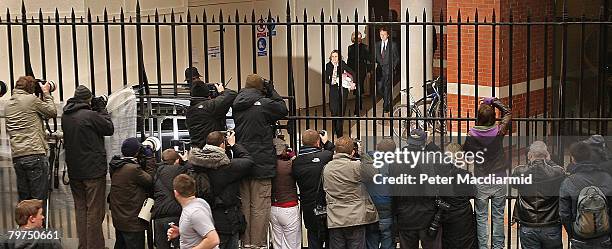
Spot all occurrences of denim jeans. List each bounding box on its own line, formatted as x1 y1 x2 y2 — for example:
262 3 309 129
366 205 394 249
114 230 145 249
153 216 180 249
307 229 327 249
219 232 239 249
13 154 49 201
329 225 366 249
519 226 562 249
571 236 612 249
474 184 506 249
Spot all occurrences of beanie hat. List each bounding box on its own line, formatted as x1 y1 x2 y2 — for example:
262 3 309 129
74 85 92 102
407 129 427 147
121 137 141 157
245 74 265 91
190 81 210 98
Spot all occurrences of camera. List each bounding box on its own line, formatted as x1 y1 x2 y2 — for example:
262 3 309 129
427 199 451 238
34 79 56 99
91 95 108 112
207 83 220 98
142 136 162 152
313 204 327 217
0 80 7 97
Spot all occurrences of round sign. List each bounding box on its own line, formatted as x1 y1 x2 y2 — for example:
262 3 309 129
257 18 266 32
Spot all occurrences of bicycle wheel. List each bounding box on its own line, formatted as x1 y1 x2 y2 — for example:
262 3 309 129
392 104 423 140
414 99 442 133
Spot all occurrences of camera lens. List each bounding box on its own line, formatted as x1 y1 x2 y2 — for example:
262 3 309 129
0 80 7 97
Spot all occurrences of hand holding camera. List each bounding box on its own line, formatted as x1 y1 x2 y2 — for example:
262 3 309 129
91 95 108 112
226 130 236 147
319 130 329 145
214 83 225 94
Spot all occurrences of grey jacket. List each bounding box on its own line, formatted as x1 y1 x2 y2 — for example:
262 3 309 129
5 90 57 158
323 153 378 228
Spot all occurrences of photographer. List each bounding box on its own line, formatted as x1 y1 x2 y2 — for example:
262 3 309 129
61 85 114 249
232 74 288 248
186 80 237 148
323 136 378 249
188 131 254 249
390 129 440 249
6 76 57 202
152 149 189 249
108 137 157 249
291 129 334 249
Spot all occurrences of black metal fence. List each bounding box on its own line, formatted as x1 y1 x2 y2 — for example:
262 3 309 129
1 1 612 248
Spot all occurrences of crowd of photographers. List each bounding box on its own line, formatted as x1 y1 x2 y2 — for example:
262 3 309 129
3 72 612 249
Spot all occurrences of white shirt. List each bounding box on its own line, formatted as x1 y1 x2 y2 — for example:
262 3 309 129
380 39 388 55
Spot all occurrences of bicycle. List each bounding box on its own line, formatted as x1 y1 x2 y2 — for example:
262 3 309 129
392 76 447 140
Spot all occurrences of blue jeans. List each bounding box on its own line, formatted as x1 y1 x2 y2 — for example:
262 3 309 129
474 184 506 249
571 236 612 249
519 226 562 249
366 206 394 249
219 232 239 249
13 154 49 201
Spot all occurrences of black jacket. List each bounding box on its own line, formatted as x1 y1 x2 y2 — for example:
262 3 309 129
61 99 114 180
347 43 372 79
375 39 399 73
390 148 437 231
291 142 334 231
186 89 237 148
232 87 288 179
189 144 254 234
559 162 612 239
511 159 565 227
325 61 355 87
151 162 189 219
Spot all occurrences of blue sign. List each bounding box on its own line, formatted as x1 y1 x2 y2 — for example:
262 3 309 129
257 37 267 56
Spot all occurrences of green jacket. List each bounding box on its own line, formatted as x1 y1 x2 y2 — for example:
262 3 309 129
5 89 57 158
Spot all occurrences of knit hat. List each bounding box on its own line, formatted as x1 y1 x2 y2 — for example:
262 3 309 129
407 129 427 147
245 74 265 91
190 81 210 98
121 137 141 157
73 85 92 102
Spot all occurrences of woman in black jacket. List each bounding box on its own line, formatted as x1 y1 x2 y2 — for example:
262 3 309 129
325 50 355 138
347 31 372 116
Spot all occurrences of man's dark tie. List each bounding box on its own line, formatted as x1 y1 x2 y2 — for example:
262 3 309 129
381 43 386 60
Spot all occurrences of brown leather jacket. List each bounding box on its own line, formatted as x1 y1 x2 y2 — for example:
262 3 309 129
272 158 298 205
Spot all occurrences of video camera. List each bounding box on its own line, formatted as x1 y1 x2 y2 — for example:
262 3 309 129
91 95 108 112
34 79 56 99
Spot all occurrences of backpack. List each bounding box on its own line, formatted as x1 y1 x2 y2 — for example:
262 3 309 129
573 185 610 239
187 168 214 204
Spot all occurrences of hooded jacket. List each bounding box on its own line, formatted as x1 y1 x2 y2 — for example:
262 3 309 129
62 98 114 180
151 162 190 219
232 87 288 179
463 98 512 177
559 162 612 240
185 89 237 148
291 142 335 231
108 156 153 232
323 153 379 229
511 159 566 227
189 144 254 234
5 89 57 158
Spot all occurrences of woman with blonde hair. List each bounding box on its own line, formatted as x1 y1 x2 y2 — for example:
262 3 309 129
348 31 372 116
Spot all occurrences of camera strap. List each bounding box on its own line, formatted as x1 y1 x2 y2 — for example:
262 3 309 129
314 165 327 208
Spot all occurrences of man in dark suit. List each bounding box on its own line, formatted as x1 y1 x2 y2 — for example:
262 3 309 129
375 27 399 112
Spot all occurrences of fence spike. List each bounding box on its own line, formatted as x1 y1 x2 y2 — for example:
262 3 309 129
243 14 247 23
146 14 150 22
457 8 461 23
303 8 307 23
492 8 496 22
38 8 43 22
154 8 158 22
171 8 175 22
219 9 223 23
235 9 239 22
87 8 92 21
345 16 349 22
320 8 324 22
337 8 341 22
195 14 198 23
422 8 426 22
21 0 26 19
136 0 140 13
227 15 231 23
104 8 108 21
211 14 215 23
405 8 409 22
475 8 479 23
250 9 254 22
71 8 75 21
179 14 183 23
204 9 208 22
120 6 124 21
129 16 132 23
187 9 191 22
163 14 166 22
286 1 291 19
354 8 358 22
